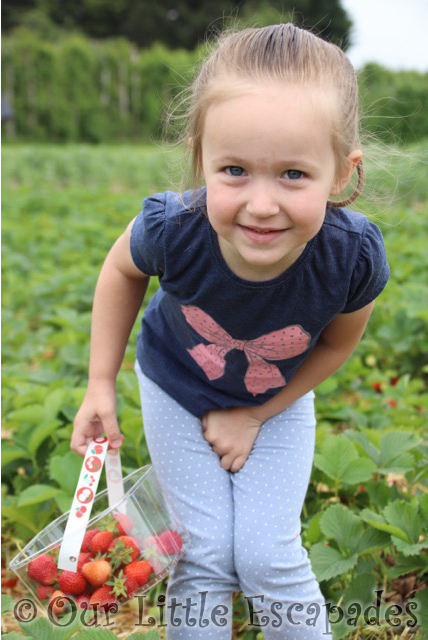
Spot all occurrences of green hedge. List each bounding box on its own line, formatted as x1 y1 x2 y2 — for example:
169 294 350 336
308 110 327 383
2 29 428 144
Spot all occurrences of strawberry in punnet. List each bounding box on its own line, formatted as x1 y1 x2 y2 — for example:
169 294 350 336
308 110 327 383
81 558 112 587
113 513 134 535
58 570 87 596
156 531 183 555
107 536 140 570
28 553 58 585
107 569 139 600
75 593 91 610
89 585 117 609
142 537 164 573
90 531 114 554
49 590 69 616
124 560 153 587
77 551 93 572
81 528 99 552
36 585 54 601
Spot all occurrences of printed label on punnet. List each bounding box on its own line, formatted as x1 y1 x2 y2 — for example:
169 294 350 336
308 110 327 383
57 437 109 572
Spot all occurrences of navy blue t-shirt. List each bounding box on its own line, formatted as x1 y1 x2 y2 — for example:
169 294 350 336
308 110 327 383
130 188 389 418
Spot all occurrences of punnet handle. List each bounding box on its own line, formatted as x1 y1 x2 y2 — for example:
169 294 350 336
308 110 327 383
57 437 125 572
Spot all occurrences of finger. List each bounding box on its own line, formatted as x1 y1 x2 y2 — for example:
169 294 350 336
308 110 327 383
230 455 247 473
98 410 124 450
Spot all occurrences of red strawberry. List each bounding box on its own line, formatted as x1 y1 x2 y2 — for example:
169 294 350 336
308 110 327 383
113 513 134 535
89 585 117 609
107 536 140 569
107 569 139 600
124 560 153 586
90 531 114 554
77 552 93 572
1 568 18 588
58 570 87 596
49 590 69 616
81 559 112 587
36 585 54 600
28 554 58 585
81 529 99 552
156 531 183 555
75 593 91 610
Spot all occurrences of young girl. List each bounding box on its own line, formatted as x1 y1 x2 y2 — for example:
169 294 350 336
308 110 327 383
71 24 389 639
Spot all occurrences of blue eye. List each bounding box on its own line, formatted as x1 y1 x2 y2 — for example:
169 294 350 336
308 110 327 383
285 170 304 180
225 166 245 176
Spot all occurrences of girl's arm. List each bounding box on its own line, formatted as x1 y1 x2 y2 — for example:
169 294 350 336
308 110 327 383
71 220 149 456
203 301 375 472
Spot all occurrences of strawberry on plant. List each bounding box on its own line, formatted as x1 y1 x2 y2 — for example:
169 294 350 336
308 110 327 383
124 560 153 587
36 585 54 601
58 570 87 596
28 553 58 585
81 529 99 552
81 559 112 587
90 531 114 554
107 536 140 569
89 585 117 609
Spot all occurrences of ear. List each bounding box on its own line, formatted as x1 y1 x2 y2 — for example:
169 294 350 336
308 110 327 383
331 150 362 195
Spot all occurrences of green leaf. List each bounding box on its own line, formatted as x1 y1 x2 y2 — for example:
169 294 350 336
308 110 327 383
27 420 61 458
17 485 61 507
342 572 378 609
49 452 81 494
413 587 428 639
18 614 81 640
1 504 39 534
393 537 428 557
360 508 410 542
340 458 377 484
383 500 422 543
54 490 74 512
44 388 66 421
304 512 323 545
309 542 358 582
8 405 45 424
320 504 365 556
1 444 31 467
379 431 421 469
1 594 16 614
313 435 358 485
3 633 31 639
74 630 119 639
128 633 160 640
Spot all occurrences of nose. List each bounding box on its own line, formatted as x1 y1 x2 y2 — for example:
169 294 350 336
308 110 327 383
246 180 280 217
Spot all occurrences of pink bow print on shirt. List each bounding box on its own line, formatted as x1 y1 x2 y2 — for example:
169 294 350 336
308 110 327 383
181 305 311 396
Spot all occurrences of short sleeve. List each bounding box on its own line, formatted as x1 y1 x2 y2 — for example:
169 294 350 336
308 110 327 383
342 221 389 313
130 194 166 276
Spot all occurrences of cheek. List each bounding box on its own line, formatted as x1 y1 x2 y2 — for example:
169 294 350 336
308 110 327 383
206 187 236 227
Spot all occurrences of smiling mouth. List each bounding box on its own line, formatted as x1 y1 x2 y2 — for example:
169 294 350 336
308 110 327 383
238 224 287 243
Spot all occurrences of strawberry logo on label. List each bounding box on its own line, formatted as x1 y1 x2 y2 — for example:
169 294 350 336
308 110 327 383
85 456 102 472
75 506 87 518
93 445 104 454
83 474 95 487
93 436 108 444
77 487 94 504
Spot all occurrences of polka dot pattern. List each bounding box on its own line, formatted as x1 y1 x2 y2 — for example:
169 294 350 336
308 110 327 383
135 363 331 639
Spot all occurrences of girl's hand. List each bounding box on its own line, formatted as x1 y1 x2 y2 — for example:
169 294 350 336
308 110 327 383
201 407 264 473
71 380 124 457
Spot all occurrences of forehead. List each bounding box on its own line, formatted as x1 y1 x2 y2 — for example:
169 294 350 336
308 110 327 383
201 82 336 163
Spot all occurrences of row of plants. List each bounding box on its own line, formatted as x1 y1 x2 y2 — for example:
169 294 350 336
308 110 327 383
2 143 428 638
2 28 428 144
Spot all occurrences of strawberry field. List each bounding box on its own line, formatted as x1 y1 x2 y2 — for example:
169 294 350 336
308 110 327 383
2 142 428 639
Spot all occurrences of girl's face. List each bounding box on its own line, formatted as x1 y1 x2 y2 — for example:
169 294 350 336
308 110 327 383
201 82 360 281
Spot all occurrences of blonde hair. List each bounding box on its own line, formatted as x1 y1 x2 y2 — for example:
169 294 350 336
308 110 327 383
179 23 364 207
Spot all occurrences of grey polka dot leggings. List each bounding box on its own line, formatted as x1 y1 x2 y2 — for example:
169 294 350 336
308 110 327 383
135 362 331 639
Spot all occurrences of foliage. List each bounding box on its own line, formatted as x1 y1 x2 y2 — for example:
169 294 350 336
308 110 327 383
1 0 352 51
2 28 428 146
1 142 428 639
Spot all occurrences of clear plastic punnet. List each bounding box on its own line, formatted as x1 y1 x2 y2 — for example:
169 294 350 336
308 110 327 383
9 437 189 617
